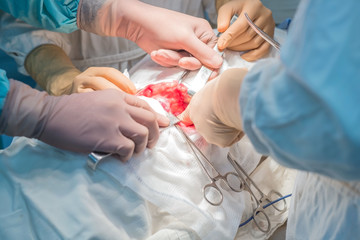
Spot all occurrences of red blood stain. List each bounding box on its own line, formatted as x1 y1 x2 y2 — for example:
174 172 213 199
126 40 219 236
137 80 191 117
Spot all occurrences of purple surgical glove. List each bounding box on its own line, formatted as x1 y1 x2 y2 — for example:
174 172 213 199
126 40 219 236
0 80 169 161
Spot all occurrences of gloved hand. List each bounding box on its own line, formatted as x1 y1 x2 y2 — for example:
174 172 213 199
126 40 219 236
77 0 222 70
70 67 136 94
180 68 247 147
25 44 136 95
0 79 169 161
216 0 275 61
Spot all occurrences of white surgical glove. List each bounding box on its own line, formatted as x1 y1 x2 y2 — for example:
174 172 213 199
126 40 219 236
217 0 275 61
77 0 223 70
180 68 246 147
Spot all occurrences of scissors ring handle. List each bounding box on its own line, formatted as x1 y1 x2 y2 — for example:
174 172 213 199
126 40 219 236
224 172 244 192
267 190 288 213
203 183 223 206
253 208 271 233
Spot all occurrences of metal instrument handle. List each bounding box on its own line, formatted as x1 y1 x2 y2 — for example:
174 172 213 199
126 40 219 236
187 14 238 96
87 152 112 170
244 12 281 52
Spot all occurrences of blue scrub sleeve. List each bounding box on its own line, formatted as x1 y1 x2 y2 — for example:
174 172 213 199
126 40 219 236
0 70 10 115
240 0 360 181
0 0 79 33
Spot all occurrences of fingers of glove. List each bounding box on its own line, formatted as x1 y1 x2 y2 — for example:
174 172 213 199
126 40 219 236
150 49 184 67
241 41 271 62
222 14 271 50
150 49 202 70
249 10 275 38
183 32 223 69
217 1 273 51
80 67 136 94
208 68 221 80
124 94 156 112
178 77 217 127
218 16 249 50
217 3 240 33
178 56 202 70
228 36 265 52
226 14 274 51
218 15 271 51
73 76 123 93
156 112 170 128
125 94 170 127
227 32 267 52
118 116 150 154
178 107 193 126
126 105 160 149
228 17 274 51
114 137 136 162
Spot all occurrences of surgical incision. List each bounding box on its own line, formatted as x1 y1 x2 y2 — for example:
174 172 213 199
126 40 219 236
137 80 191 116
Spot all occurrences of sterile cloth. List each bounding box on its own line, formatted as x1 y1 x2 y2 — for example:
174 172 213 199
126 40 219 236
0 28 295 240
0 137 199 240
286 172 360 240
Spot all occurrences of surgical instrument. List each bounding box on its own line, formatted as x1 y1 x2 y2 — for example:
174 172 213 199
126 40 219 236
187 14 239 96
87 114 181 170
244 12 281 52
167 113 244 206
88 151 112 170
239 193 292 228
227 153 287 233
178 69 190 85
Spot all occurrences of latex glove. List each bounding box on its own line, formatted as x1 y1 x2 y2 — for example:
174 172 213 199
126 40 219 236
0 79 169 161
180 68 247 147
70 67 136 94
150 49 202 71
217 0 275 61
25 44 136 95
77 0 222 70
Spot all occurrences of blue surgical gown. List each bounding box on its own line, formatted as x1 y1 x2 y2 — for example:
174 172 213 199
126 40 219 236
240 0 360 181
0 0 79 114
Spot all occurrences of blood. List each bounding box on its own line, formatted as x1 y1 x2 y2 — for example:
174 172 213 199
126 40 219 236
137 80 191 117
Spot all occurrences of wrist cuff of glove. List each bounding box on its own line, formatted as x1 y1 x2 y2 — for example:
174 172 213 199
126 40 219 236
77 0 133 36
25 44 81 96
0 79 53 139
77 0 106 33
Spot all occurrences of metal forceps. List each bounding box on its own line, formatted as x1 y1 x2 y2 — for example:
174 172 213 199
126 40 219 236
227 152 287 233
178 69 190 85
168 114 244 206
244 12 281 52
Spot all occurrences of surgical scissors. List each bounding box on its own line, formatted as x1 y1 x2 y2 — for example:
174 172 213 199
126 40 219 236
167 114 243 206
227 152 287 233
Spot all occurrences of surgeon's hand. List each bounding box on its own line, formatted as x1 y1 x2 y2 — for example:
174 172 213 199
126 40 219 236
180 68 247 147
25 45 136 95
71 67 136 94
217 0 275 61
0 80 169 161
78 0 222 70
